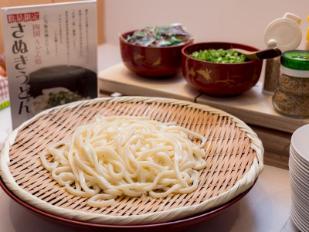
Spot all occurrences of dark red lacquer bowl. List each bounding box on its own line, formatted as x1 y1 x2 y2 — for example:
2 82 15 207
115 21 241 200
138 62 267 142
120 30 193 78
181 42 263 96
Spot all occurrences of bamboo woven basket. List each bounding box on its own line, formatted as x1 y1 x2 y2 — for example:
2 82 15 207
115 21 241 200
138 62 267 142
0 96 263 225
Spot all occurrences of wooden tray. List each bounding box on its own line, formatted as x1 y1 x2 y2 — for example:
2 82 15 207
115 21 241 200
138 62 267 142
98 64 309 133
0 97 263 225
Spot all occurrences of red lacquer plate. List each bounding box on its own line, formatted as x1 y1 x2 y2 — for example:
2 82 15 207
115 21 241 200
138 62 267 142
0 177 255 232
0 97 263 230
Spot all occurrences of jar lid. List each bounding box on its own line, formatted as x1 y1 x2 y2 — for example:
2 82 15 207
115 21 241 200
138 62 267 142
264 13 302 51
281 50 309 70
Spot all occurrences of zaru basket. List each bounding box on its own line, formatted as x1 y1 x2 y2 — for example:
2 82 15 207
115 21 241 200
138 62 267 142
0 97 263 229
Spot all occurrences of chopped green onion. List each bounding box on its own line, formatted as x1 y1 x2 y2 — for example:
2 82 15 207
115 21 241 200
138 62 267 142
191 49 247 63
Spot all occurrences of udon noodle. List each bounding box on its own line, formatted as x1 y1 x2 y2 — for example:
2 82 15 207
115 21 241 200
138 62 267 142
40 116 207 207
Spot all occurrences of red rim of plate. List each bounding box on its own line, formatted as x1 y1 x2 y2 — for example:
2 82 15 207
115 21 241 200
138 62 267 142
0 177 257 229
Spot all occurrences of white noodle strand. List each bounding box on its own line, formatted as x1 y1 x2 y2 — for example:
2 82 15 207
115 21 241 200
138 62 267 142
40 116 207 207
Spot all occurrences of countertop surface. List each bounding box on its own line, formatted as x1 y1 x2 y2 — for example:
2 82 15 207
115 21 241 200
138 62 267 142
0 44 298 232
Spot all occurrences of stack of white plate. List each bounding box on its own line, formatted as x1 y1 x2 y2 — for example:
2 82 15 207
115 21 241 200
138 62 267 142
290 124 309 231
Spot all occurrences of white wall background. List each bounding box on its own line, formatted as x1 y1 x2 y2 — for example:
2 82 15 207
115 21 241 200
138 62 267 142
104 0 309 49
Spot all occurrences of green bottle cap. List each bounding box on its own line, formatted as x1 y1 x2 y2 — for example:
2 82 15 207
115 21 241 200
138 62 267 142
281 50 309 70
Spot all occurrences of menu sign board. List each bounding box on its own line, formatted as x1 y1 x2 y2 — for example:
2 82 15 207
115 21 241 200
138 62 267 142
2 0 97 128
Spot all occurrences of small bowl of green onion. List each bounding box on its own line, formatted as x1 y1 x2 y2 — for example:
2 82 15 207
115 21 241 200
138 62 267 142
181 42 263 96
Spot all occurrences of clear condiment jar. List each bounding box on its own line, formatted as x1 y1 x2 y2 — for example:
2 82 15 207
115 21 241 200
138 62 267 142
273 50 309 117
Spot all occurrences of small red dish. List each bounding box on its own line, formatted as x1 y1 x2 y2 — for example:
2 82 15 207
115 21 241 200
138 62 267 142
120 30 193 78
181 42 263 96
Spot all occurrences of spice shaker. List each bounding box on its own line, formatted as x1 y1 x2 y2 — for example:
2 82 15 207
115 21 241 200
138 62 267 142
273 50 309 117
264 40 281 94
263 13 302 94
